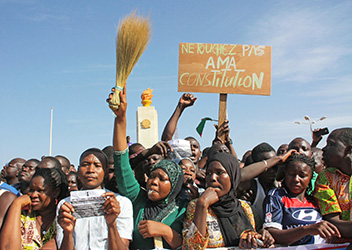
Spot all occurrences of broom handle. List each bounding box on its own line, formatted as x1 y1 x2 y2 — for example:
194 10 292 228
154 236 163 248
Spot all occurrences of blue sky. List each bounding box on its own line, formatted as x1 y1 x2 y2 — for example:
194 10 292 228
1 0 351 167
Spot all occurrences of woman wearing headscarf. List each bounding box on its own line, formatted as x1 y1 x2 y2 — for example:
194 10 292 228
56 148 133 250
109 87 188 250
183 152 274 249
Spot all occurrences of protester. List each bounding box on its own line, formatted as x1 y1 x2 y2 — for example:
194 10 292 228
66 171 78 193
312 147 326 174
15 158 40 194
55 155 71 176
1 168 66 250
102 145 119 193
183 152 274 249
263 153 340 245
109 87 187 250
56 148 133 250
178 157 201 200
314 127 352 242
277 144 289 156
288 138 312 157
3 158 25 186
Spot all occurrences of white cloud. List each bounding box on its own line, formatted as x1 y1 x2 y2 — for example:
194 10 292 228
28 13 68 22
253 2 352 83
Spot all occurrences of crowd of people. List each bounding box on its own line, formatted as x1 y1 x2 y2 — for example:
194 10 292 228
0 90 351 250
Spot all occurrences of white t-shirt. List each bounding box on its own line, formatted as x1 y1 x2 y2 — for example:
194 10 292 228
56 189 133 250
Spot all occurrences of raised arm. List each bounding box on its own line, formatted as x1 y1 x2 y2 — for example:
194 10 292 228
213 119 238 159
110 87 128 152
240 149 295 182
108 87 141 202
161 93 197 141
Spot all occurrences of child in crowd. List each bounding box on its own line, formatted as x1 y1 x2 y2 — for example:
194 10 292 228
263 153 340 246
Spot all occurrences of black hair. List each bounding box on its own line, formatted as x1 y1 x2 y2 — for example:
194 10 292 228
129 143 145 156
32 168 68 200
202 147 210 159
40 156 62 170
284 153 316 196
335 128 352 146
55 155 71 169
185 136 200 145
102 145 114 162
39 157 69 200
79 148 108 173
251 142 275 162
244 154 254 167
26 158 40 165
185 136 201 149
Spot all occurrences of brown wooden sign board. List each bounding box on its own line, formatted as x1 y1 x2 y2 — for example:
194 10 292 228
178 42 271 96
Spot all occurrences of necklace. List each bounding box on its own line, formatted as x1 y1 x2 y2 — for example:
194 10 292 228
35 215 52 236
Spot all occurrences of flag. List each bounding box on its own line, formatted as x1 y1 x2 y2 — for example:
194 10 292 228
196 117 216 137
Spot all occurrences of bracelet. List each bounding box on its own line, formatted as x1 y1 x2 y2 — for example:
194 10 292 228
225 139 233 145
263 160 268 172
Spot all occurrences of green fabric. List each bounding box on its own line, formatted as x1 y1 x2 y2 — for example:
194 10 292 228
114 150 188 250
306 171 318 195
196 117 213 136
151 159 182 204
314 167 351 220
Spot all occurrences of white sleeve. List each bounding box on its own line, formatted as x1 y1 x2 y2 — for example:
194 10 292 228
55 198 68 248
115 194 134 240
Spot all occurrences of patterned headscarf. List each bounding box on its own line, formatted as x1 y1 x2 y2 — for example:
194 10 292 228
143 159 184 222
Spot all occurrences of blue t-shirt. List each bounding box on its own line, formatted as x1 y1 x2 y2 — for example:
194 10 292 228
263 187 323 246
0 181 20 196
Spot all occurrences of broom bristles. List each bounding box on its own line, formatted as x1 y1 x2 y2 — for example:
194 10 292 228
110 10 151 110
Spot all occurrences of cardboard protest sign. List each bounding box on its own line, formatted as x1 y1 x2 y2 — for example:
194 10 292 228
178 43 271 96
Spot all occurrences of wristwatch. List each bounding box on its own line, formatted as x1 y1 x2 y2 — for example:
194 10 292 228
225 139 233 145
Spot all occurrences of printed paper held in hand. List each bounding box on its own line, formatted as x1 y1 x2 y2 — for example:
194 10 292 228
167 139 192 161
70 190 105 218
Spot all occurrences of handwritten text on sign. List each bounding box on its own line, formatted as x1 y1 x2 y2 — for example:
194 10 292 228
178 43 271 95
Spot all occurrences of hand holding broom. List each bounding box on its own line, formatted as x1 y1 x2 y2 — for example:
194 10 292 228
109 10 151 110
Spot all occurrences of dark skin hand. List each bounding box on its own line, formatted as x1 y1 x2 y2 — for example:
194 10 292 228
184 177 199 200
240 229 275 249
102 192 121 226
161 93 197 142
311 128 324 147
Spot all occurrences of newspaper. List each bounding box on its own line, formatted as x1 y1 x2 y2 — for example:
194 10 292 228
70 189 105 218
167 139 192 161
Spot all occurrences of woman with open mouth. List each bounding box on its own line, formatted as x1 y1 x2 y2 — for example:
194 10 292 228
109 87 188 250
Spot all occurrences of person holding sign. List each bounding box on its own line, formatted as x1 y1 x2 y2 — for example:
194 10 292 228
56 148 133 250
109 87 188 250
182 152 274 249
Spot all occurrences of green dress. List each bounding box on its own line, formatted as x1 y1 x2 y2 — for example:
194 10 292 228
114 149 188 250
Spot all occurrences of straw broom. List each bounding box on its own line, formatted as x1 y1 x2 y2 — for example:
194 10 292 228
109 10 151 110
